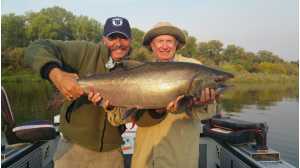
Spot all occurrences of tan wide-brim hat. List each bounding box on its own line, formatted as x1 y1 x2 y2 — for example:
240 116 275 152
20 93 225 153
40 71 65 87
143 22 186 50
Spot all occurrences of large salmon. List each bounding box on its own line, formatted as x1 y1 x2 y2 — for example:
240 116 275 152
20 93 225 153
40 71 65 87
78 61 233 111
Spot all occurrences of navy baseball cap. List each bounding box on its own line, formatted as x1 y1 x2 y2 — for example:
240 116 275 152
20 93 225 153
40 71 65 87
103 16 131 39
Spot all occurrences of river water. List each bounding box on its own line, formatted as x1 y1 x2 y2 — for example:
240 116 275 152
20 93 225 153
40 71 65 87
2 81 299 167
220 83 299 167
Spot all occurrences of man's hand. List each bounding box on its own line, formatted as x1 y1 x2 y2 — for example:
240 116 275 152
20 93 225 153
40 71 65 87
193 88 217 105
49 68 83 101
88 90 103 105
166 95 185 113
166 88 217 112
88 89 113 110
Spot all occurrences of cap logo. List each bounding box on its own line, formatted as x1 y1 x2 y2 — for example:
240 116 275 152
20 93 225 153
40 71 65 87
112 18 123 27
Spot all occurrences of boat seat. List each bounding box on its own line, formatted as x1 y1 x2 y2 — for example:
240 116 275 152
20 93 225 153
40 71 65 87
1 87 58 144
205 116 263 130
202 115 268 149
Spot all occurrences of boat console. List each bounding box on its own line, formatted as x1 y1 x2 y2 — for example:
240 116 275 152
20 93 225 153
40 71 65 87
200 115 295 168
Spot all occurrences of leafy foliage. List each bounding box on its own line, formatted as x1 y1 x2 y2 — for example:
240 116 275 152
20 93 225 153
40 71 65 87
177 31 198 58
25 6 76 41
1 6 298 78
2 14 27 49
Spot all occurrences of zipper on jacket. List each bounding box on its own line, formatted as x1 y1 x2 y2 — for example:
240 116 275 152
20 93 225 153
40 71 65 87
100 113 107 151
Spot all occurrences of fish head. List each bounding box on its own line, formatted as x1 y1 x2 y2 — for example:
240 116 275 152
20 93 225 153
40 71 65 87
187 69 233 98
188 74 217 98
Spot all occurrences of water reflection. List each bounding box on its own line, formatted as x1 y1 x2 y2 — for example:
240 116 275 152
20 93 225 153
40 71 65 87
2 80 56 124
220 83 298 113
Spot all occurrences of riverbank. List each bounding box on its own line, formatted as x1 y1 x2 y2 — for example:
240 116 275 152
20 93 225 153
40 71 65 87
2 70 42 82
228 73 298 84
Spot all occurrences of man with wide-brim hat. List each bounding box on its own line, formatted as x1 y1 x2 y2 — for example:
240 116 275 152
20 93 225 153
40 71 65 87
142 21 201 63
131 22 217 168
143 21 186 50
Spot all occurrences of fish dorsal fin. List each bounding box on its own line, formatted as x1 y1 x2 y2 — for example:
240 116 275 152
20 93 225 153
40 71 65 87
122 60 145 69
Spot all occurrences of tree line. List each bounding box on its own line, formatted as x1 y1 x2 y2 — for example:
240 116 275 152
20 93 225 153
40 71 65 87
2 6 298 76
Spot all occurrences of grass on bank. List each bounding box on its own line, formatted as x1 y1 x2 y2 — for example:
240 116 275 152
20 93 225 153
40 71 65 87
228 73 298 84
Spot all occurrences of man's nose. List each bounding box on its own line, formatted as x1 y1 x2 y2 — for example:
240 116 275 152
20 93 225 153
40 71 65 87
114 38 121 46
162 42 169 50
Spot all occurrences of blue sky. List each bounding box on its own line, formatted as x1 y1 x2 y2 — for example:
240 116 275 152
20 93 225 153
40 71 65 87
2 0 299 61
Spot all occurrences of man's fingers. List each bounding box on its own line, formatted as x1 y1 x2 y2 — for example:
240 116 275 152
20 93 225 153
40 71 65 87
88 92 103 105
166 101 175 111
60 87 73 100
65 80 83 99
92 93 102 104
61 87 73 101
71 82 84 98
200 90 205 104
95 96 102 104
51 70 83 101
104 100 112 110
65 72 79 80
88 92 94 100
204 88 210 103
175 95 184 103
210 89 216 101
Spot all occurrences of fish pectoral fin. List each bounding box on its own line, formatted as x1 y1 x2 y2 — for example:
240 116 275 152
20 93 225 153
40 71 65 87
177 96 194 117
121 107 139 120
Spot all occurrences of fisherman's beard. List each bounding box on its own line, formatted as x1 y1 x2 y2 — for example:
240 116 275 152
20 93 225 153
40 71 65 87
111 45 129 51
110 46 132 61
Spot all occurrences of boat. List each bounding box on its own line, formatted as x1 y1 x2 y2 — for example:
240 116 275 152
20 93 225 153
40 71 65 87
121 115 296 168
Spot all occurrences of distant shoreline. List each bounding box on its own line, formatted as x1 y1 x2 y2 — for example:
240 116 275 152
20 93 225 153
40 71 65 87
228 73 298 84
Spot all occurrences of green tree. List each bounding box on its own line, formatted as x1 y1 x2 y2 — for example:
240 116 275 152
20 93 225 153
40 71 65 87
2 48 25 71
253 62 288 74
71 16 102 42
25 6 75 41
131 28 145 49
198 40 223 65
242 52 257 72
222 44 246 63
130 28 153 61
131 48 152 61
1 14 27 49
256 50 284 63
290 60 298 65
178 31 198 58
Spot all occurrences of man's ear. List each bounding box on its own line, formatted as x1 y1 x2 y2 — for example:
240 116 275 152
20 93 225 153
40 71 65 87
175 40 179 50
102 36 108 45
150 41 155 50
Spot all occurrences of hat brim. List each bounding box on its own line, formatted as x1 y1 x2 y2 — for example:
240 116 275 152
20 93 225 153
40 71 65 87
143 26 186 50
105 31 130 39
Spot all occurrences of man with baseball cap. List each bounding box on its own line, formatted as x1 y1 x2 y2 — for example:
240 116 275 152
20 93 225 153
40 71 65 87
131 22 217 168
25 16 132 168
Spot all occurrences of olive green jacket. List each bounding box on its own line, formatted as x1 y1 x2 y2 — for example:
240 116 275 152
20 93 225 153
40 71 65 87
25 39 124 152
